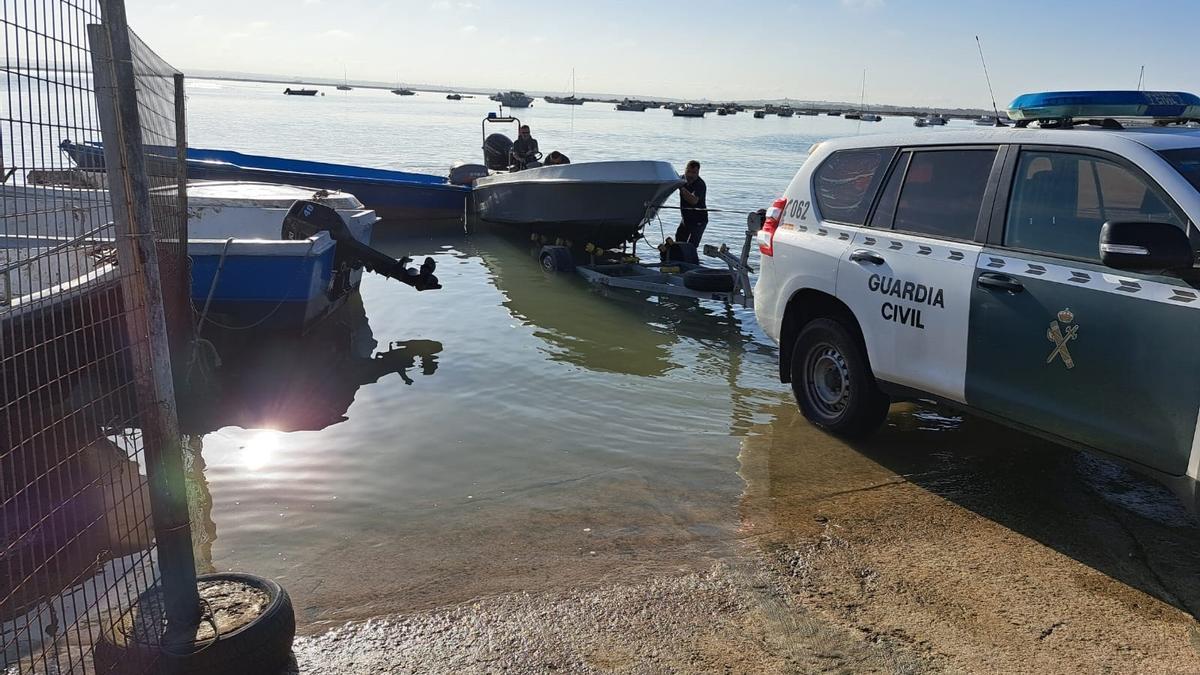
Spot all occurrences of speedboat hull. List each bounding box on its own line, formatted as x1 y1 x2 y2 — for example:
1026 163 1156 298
59 140 468 224
472 161 683 249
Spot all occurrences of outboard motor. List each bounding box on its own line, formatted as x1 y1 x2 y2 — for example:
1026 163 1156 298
282 200 440 291
483 132 514 171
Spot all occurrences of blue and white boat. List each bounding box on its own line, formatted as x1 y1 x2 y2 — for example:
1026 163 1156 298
1 181 434 333
59 140 470 224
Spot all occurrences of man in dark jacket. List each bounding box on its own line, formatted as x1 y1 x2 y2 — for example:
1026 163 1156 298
510 125 540 169
675 160 708 244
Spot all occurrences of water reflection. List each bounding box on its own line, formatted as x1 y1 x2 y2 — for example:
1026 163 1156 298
180 294 442 434
469 232 753 379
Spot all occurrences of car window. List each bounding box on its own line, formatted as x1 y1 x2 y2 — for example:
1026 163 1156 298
1005 151 1186 261
868 152 909 229
1158 148 1200 192
892 149 996 240
812 148 894 225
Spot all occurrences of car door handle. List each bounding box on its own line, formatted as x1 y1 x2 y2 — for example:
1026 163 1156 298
976 272 1024 293
849 249 885 265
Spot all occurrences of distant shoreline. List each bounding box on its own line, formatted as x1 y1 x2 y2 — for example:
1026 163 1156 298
190 73 993 118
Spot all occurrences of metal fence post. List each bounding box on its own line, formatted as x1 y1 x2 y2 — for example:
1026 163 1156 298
88 0 200 637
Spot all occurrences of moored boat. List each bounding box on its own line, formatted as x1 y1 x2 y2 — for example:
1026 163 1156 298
545 95 584 105
672 104 706 118
446 93 462 100
392 88 415 96
59 140 469 224
615 99 648 111
283 88 318 96
490 91 533 107
753 110 766 119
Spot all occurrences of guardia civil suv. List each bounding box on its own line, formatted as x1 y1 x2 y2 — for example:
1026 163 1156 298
753 91 1200 506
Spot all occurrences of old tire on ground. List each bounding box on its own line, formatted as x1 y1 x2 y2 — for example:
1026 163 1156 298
682 267 736 292
539 245 576 273
662 241 700 265
92 573 295 675
790 318 889 437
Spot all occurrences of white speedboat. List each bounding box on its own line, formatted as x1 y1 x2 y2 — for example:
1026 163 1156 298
472 161 683 249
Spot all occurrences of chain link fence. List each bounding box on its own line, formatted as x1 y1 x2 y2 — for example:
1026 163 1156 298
2 1 194 672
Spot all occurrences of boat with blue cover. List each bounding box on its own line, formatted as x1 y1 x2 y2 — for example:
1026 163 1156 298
59 140 470 224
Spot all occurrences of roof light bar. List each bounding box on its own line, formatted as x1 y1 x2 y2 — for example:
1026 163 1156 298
1007 90 1200 122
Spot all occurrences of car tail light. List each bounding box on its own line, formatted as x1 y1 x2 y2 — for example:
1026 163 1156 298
759 197 786 256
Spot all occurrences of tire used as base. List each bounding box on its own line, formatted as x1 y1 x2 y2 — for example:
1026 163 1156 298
681 267 736 292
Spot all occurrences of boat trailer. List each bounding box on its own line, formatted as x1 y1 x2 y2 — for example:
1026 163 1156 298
536 209 764 308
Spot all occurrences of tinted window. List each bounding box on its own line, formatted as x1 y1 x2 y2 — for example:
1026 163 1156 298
1005 151 1186 261
892 149 996 239
868 152 909 228
813 148 894 225
1160 148 1200 192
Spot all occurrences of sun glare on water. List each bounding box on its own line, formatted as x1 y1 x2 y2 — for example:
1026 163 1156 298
242 429 282 471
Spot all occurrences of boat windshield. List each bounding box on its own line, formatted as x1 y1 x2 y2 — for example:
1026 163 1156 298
1160 148 1200 192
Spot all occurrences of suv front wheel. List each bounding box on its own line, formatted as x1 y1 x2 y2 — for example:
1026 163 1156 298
790 318 890 437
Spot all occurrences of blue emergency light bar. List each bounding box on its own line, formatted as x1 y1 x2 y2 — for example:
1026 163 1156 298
1007 90 1200 122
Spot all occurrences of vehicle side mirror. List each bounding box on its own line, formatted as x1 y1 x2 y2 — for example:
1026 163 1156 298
1099 221 1195 272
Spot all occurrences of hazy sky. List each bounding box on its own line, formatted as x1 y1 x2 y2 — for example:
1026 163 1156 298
126 0 1200 108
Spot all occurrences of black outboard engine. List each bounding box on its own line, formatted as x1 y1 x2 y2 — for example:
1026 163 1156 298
282 200 440 291
483 133 514 170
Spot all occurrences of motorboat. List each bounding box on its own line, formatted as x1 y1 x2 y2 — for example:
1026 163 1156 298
859 113 883 122
446 93 462 100
1 181 439 332
925 114 948 126
975 115 1010 126
672 104 706 118
717 108 728 116
489 91 533 107
470 114 682 250
473 162 683 249
914 117 929 127
753 110 766 119
283 88 318 96
776 106 795 118
844 112 862 120
392 88 415 96
615 99 648 112
60 139 469 223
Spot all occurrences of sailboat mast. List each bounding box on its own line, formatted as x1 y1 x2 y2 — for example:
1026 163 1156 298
859 68 867 113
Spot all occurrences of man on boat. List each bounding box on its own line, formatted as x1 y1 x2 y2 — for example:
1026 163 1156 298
544 150 570 165
676 160 708 245
510 125 541 169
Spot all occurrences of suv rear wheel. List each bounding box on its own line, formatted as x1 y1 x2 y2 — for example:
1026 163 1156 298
791 318 889 437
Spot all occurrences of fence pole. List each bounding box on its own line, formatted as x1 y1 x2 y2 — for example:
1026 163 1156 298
89 1 201 638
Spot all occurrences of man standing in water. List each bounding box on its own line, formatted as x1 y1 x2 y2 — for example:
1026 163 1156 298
676 160 708 245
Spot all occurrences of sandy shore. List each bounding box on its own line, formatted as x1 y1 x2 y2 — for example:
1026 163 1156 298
292 403 1200 673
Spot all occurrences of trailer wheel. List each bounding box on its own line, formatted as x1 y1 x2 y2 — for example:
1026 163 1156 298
92 573 295 675
539 246 575 273
682 267 736 292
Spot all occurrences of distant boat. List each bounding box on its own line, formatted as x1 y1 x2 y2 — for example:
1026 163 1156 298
860 113 883 122
284 88 318 96
446 93 462 100
826 110 842 116
844 112 861 120
797 109 818 116
490 91 533 108
717 108 728 116
975 115 1010 126
753 110 766 119
672 104 706 118
615 99 647 112
392 87 415 95
914 117 929 127
776 106 795 118
546 68 585 105
337 66 353 91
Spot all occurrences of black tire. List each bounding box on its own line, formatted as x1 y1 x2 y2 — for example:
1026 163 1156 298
92 573 295 675
539 245 575 273
790 318 889 437
682 267 736 292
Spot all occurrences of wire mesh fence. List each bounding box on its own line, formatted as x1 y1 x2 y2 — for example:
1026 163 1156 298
1 1 193 672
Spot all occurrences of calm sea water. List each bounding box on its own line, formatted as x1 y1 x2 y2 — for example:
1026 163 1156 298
179 80 965 627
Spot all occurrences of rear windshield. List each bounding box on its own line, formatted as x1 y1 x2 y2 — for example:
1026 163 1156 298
1160 148 1200 192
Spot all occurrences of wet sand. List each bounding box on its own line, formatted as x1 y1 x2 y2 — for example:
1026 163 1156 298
293 402 1200 673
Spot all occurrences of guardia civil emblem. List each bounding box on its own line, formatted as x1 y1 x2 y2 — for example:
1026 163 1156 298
1046 309 1078 369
